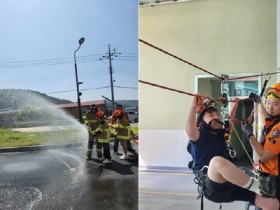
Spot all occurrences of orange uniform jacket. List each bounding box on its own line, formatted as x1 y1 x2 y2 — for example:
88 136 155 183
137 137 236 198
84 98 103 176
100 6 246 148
260 118 280 176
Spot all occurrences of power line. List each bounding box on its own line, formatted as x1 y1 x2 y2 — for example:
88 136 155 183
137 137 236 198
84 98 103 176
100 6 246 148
46 85 138 95
0 53 137 68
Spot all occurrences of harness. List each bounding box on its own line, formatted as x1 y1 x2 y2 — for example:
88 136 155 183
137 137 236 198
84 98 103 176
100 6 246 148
257 116 280 198
260 116 280 145
193 166 208 210
260 116 280 174
224 120 236 161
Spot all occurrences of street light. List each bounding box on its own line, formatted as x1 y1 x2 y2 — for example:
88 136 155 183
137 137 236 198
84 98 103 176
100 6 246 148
74 37 85 123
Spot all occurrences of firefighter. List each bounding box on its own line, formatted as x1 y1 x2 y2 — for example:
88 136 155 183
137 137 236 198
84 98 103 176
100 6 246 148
110 109 131 159
83 104 104 160
109 104 136 155
95 118 112 164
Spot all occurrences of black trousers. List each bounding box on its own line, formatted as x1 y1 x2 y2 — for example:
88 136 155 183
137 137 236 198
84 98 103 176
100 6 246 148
100 142 111 160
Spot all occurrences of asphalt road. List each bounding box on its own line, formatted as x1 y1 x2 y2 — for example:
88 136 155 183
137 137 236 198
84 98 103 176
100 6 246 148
0 144 138 210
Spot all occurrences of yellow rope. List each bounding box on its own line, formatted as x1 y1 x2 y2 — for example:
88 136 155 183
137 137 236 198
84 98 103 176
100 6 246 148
230 121 254 166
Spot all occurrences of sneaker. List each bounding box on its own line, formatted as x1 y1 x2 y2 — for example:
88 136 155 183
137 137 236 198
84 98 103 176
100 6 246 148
120 154 128 160
103 159 112 164
259 174 276 198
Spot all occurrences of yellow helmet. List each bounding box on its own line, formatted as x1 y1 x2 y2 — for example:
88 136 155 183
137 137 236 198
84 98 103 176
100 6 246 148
265 83 280 98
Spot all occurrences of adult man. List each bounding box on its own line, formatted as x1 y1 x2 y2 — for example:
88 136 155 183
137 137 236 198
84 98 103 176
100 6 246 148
109 104 136 155
185 93 279 210
83 104 104 160
186 93 238 170
110 109 131 160
241 83 280 205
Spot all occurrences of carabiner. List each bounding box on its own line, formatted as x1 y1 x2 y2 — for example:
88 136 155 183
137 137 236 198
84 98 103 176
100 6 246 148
227 147 237 158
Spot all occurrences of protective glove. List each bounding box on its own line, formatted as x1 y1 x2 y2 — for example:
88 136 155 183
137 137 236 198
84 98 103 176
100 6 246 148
249 92 261 104
95 130 102 136
241 121 254 139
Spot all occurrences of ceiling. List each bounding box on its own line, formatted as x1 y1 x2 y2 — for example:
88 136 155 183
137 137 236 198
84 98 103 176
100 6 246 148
139 0 190 6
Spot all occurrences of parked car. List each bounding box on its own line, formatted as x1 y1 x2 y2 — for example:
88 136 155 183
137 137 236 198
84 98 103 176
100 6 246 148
128 111 138 123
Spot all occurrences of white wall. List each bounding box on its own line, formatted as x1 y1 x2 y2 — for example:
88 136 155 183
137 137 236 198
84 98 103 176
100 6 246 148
139 130 192 172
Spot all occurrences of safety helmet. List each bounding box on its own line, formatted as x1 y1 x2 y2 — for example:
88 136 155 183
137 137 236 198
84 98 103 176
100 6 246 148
197 106 218 127
96 111 104 119
89 104 98 112
114 110 123 119
264 83 280 98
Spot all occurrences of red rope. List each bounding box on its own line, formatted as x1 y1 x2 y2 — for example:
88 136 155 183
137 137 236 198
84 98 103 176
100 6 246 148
139 80 196 97
228 72 280 81
139 80 254 105
139 39 280 81
139 39 224 80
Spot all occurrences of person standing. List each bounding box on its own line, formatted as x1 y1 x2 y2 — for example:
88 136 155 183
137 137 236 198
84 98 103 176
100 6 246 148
109 104 135 155
95 118 112 164
83 104 104 160
110 109 131 160
241 83 280 209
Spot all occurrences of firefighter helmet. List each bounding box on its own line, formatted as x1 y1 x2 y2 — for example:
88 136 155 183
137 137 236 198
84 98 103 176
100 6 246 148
114 110 123 120
89 104 98 112
96 111 104 119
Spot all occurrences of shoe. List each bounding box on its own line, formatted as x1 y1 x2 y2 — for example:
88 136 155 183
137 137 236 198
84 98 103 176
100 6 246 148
103 159 112 164
128 148 136 153
114 152 122 155
120 154 128 160
259 174 276 198
86 149 92 160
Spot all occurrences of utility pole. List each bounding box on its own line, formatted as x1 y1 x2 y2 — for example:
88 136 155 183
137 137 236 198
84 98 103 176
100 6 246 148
100 45 121 111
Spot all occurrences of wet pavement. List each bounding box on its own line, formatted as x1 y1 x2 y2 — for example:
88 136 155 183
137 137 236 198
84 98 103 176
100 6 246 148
0 143 138 210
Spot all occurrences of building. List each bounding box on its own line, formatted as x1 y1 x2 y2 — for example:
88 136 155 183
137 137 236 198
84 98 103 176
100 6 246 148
55 100 106 120
139 0 277 171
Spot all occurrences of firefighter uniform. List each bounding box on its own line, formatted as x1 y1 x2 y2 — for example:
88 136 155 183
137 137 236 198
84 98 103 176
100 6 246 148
110 107 135 155
111 115 131 159
83 105 104 160
95 123 112 163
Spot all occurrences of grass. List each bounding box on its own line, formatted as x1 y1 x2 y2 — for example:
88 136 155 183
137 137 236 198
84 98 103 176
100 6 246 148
0 128 86 147
0 126 139 148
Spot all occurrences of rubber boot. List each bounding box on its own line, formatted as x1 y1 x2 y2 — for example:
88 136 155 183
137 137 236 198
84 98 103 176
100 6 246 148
86 149 92 160
97 149 103 160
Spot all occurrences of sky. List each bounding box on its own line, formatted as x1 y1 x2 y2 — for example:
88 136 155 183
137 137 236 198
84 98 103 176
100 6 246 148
0 0 138 102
